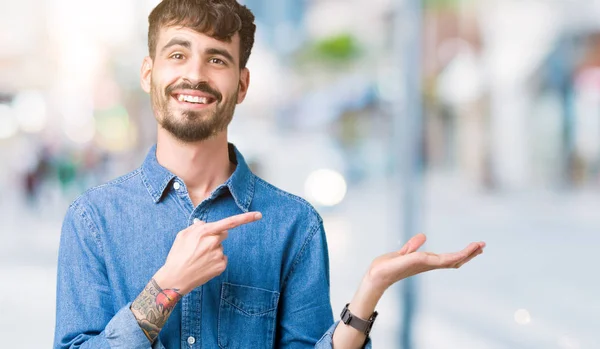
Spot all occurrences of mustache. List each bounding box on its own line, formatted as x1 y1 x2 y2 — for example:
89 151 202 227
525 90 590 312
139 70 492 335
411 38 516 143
166 81 222 102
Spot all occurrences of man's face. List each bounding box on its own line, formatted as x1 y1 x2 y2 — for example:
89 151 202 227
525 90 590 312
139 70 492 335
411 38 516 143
141 26 250 143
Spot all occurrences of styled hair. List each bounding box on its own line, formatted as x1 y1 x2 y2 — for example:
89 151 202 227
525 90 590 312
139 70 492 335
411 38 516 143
148 0 256 68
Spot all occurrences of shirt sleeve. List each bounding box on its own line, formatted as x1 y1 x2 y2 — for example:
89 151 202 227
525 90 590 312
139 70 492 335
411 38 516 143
276 218 373 349
53 201 165 349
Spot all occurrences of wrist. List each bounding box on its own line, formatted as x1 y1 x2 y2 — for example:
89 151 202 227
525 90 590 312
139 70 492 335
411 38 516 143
347 275 385 320
154 266 189 295
362 272 387 299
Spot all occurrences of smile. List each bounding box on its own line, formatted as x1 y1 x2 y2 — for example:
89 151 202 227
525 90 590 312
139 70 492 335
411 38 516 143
177 94 211 104
171 92 218 108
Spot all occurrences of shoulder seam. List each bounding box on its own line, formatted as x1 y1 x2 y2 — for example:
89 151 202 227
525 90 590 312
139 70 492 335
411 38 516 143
69 200 105 257
70 168 142 203
253 176 322 223
67 169 142 256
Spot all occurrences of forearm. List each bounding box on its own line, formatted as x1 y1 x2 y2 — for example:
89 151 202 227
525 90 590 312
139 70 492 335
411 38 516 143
331 276 383 349
130 275 182 343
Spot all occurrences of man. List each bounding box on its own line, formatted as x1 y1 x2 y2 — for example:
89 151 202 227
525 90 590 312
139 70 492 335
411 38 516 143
54 0 486 348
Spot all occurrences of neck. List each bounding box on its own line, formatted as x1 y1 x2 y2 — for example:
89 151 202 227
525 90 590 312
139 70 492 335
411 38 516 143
156 129 235 206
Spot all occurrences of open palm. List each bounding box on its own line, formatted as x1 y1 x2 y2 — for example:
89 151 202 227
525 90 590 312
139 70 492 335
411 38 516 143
367 233 486 291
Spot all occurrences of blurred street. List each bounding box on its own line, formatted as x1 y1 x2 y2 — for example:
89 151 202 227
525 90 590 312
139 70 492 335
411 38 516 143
1 173 598 348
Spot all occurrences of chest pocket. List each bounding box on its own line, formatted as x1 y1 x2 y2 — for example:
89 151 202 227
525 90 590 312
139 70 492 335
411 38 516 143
218 282 280 349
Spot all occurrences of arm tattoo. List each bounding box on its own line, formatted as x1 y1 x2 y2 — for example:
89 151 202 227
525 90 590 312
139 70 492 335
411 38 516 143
131 278 182 343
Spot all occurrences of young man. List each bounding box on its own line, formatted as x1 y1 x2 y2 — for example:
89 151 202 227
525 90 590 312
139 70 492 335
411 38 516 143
54 0 485 348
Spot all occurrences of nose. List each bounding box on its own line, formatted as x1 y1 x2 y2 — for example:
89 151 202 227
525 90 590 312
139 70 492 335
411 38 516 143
183 57 209 85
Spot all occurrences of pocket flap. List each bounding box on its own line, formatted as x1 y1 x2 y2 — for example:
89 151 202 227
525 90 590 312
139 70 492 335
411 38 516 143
221 282 280 316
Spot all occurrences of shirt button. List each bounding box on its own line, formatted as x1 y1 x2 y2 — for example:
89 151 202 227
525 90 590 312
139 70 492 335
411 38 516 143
173 181 181 190
187 336 196 345
193 218 200 224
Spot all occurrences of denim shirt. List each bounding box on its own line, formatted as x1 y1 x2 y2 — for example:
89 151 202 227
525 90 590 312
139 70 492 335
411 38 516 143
54 143 373 349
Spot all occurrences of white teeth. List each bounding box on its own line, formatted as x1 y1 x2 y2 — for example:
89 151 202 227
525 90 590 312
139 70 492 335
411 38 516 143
178 94 209 104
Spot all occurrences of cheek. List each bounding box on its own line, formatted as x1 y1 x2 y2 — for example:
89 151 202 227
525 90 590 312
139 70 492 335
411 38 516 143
153 65 182 90
211 68 236 85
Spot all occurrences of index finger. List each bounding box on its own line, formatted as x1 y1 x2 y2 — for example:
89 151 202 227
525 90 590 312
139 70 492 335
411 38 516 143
204 212 262 233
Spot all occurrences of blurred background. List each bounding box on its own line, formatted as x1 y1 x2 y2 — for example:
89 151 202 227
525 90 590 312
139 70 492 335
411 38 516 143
1 0 599 348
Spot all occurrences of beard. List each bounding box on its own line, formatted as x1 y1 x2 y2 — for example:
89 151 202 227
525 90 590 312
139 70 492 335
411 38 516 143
151 80 238 143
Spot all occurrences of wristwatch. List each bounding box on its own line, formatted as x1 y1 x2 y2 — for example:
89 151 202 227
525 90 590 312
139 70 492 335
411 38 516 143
340 303 378 336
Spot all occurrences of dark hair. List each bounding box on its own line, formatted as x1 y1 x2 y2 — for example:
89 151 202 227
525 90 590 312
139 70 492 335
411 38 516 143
148 0 256 68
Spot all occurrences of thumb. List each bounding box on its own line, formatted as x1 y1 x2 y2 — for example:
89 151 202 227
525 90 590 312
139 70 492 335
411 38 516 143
398 233 427 255
398 243 410 255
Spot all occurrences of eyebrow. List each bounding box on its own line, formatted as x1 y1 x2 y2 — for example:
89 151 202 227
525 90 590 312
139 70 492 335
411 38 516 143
161 37 192 53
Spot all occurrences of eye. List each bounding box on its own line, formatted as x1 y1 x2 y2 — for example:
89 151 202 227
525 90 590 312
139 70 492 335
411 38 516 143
210 58 226 65
170 53 184 60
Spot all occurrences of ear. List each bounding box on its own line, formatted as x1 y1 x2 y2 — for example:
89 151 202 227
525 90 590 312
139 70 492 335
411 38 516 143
236 67 250 104
140 56 153 94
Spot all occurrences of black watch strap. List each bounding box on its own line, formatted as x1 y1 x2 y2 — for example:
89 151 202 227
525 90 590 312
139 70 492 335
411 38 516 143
340 303 378 336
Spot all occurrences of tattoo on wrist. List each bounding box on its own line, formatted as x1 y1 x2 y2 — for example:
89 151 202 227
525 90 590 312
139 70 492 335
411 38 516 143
131 278 182 343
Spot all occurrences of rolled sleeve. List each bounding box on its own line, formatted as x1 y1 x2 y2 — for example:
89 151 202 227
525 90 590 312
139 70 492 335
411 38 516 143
315 321 373 349
105 303 165 349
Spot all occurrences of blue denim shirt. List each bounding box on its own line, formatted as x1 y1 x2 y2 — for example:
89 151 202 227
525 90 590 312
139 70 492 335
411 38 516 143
54 144 373 349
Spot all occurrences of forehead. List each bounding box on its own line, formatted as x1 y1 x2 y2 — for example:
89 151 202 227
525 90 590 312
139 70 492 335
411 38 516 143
157 26 240 54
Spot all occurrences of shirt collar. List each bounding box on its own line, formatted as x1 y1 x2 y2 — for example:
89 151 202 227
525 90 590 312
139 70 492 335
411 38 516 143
140 143 255 212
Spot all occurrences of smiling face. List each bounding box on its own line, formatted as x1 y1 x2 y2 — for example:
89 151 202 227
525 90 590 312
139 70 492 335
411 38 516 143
141 26 250 143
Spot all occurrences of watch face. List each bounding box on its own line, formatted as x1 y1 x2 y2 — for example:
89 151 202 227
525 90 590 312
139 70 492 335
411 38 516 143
340 304 350 324
341 311 352 324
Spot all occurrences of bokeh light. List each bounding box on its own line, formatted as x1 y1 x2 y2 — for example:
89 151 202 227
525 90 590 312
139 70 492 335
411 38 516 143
514 309 532 325
13 91 48 133
304 169 347 207
0 104 18 140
